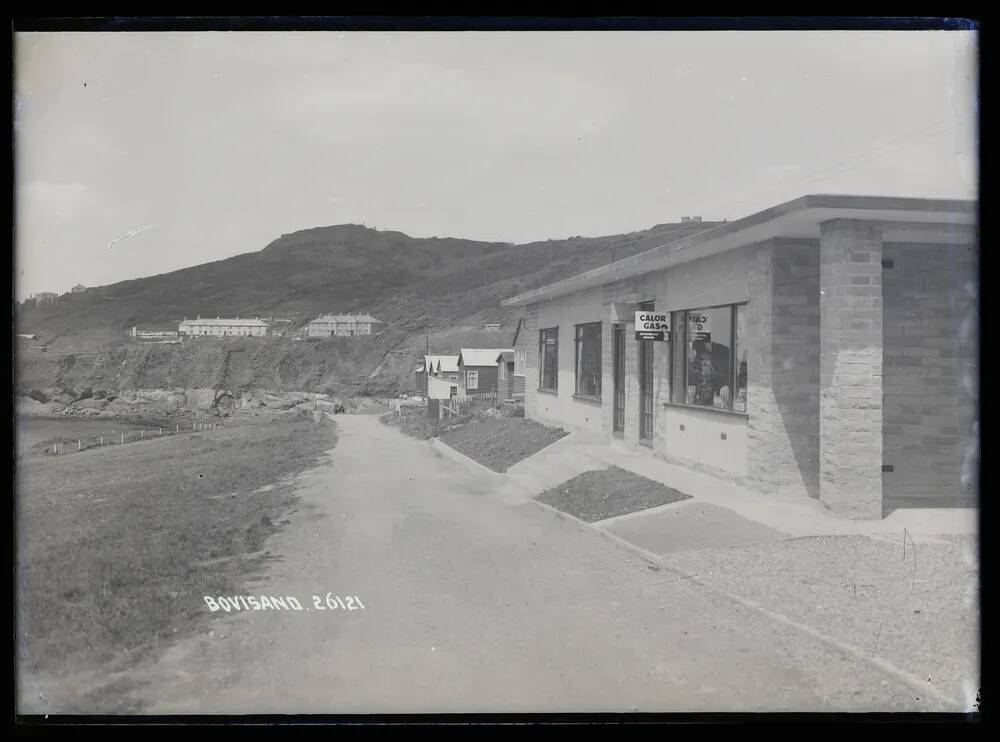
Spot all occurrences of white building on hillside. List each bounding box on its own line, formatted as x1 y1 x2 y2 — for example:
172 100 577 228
131 323 181 343
178 316 270 337
307 313 383 337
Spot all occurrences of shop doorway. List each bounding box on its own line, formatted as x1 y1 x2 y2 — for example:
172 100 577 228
613 325 625 435
638 301 655 442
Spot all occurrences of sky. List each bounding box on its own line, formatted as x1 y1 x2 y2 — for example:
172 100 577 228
14 30 978 299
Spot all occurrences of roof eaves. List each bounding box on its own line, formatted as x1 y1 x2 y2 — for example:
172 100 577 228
501 193 977 307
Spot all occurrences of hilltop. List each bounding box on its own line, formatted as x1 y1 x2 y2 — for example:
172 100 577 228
15 219 722 397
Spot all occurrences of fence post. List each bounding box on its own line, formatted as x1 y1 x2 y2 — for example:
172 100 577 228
121 433 125 445
100 436 103 446
78 440 82 451
159 427 162 436
141 430 144 439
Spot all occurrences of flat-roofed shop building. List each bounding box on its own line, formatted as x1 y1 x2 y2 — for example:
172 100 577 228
501 195 978 519
179 317 270 337
307 313 383 337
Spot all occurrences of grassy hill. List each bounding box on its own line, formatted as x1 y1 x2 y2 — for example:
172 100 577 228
15 220 722 396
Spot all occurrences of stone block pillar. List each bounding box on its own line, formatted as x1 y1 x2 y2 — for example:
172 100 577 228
523 303 540 420
600 312 614 439
819 220 884 518
624 320 640 446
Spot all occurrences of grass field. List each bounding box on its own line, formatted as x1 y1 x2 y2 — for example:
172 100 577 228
16 415 338 712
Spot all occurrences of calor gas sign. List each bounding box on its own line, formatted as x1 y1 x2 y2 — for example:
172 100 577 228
635 311 669 341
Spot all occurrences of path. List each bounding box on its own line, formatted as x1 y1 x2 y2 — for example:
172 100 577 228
131 415 936 713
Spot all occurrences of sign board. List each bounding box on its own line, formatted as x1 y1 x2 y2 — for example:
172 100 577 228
634 311 670 342
688 311 712 342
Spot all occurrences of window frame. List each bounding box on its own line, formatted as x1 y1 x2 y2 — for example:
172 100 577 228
574 321 603 400
538 327 559 392
466 369 479 390
666 301 748 416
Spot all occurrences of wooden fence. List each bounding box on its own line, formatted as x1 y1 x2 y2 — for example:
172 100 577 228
437 390 498 419
38 420 225 456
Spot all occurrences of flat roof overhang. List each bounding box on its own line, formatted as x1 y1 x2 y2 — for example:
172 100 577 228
501 194 977 308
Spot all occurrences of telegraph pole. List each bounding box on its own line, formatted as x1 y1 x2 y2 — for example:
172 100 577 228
422 321 445 355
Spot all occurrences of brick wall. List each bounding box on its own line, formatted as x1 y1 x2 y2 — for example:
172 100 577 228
881 240 978 511
746 238 821 499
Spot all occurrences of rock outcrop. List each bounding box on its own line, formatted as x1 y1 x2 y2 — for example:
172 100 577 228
17 385 342 421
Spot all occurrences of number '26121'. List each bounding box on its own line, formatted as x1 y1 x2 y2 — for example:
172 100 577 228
312 594 366 611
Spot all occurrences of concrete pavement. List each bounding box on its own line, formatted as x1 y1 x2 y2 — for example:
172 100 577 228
484 428 978 710
104 414 956 713
498 428 976 543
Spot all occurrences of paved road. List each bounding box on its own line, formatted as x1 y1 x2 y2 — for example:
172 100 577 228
134 415 930 713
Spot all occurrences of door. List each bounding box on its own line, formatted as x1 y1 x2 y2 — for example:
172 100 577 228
613 326 626 434
638 301 655 441
639 339 654 440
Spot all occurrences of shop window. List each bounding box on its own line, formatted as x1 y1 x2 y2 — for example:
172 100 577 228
539 328 559 391
734 304 748 413
669 303 748 412
574 322 602 398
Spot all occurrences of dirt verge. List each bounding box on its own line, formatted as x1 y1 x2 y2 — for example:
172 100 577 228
536 466 692 522
437 415 567 473
16 416 338 713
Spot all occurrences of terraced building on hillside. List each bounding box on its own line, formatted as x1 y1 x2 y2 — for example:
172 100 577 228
307 313 383 337
178 316 271 338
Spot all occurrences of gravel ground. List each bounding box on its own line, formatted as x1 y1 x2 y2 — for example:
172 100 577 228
438 416 567 473
103 415 948 714
664 534 980 709
537 466 692 522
